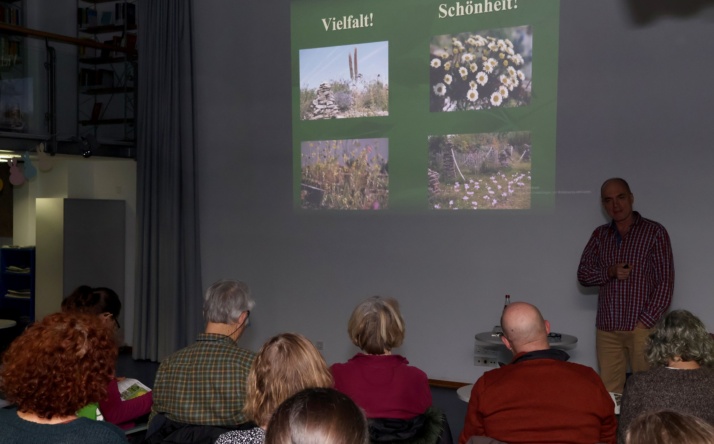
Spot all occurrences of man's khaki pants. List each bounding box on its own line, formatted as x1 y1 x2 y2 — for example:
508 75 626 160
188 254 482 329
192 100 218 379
596 328 652 394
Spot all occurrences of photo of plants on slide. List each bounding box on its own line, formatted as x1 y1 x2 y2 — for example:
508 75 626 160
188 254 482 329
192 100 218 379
428 132 531 210
299 41 389 120
429 26 532 112
301 138 389 210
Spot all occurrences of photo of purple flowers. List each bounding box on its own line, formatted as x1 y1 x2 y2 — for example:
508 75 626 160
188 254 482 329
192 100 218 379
428 132 531 210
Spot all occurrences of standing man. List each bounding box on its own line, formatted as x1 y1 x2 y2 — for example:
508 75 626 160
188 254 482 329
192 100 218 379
150 279 256 429
578 178 674 394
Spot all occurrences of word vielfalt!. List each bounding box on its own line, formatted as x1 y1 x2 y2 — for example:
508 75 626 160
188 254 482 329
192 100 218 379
321 13 374 31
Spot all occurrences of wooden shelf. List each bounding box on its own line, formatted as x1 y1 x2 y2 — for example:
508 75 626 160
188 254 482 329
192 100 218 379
80 118 134 126
79 24 136 35
0 23 135 54
82 86 134 95
80 55 135 65
80 0 124 4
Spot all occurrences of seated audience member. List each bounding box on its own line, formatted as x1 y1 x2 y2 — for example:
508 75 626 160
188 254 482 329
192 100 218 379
617 310 714 444
149 279 255 431
331 296 431 418
264 387 369 444
62 285 153 430
0 312 126 443
215 333 334 444
625 410 714 444
459 301 617 444
331 296 445 442
332 296 444 442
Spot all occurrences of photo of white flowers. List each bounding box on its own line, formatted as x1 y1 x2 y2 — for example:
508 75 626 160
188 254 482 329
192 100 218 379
429 26 532 112
299 42 389 120
301 138 389 210
428 132 531 210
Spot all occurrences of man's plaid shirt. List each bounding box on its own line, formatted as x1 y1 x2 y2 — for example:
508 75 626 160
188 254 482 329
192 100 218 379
578 211 674 331
150 333 256 426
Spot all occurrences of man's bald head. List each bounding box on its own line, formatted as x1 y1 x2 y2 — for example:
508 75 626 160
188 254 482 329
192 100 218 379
600 177 631 197
500 302 550 353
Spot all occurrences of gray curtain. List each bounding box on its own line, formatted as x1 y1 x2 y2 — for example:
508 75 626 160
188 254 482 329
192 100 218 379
133 0 202 361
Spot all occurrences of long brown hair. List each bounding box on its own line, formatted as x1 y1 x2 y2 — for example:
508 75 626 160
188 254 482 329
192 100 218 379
244 333 333 426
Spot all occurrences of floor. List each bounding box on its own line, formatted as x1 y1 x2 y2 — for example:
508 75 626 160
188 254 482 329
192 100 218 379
117 349 161 388
432 385 469 443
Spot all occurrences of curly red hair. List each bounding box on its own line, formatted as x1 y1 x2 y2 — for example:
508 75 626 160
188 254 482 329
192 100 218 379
0 312 117 419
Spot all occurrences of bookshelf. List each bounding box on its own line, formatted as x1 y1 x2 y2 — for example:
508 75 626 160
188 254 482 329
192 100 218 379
0 246 35 323
0 0 25 133
77 0 136 143
0 0 22 62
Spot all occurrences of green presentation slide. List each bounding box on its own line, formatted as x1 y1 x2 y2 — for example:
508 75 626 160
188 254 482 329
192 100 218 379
292 0 560 211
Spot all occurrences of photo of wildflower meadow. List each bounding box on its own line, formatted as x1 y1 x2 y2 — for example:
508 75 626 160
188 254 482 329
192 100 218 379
428 132 532 210
301 138 389 210
299 42 389 120
429 26 532 112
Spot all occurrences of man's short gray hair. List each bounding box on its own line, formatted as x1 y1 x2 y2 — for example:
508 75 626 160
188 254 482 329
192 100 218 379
646 310 714 367
203 279 255 324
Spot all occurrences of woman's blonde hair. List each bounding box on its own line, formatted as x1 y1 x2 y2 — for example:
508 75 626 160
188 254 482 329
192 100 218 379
243 333 333 426
347 296 405 354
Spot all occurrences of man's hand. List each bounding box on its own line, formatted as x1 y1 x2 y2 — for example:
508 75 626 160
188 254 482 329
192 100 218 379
635 321 647 329
608 263 631 280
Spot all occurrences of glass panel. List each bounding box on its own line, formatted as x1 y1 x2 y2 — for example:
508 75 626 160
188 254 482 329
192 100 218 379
0 34 48 136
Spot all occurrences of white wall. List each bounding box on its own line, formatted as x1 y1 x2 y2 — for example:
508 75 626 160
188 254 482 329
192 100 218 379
191 0 714 383
34 197 64 320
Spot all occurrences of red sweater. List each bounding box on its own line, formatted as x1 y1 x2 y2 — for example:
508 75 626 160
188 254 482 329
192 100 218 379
331 353 431 419
459 350 617 444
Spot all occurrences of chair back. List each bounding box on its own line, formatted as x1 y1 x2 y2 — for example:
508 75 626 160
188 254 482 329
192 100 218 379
368 406 452 444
